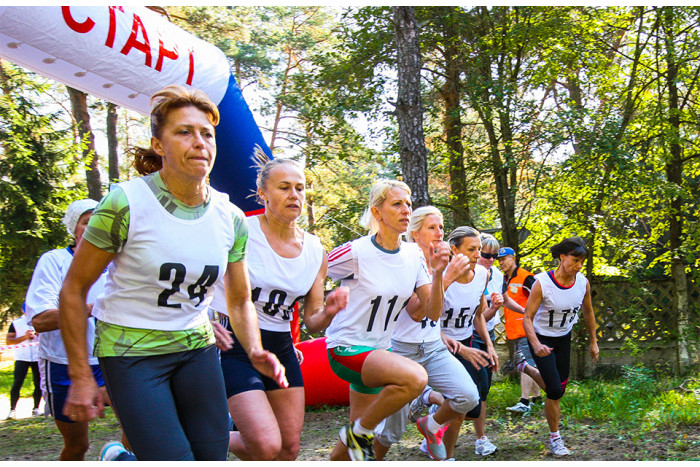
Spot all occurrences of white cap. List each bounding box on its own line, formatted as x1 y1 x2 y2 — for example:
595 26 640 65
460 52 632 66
62 198 98 236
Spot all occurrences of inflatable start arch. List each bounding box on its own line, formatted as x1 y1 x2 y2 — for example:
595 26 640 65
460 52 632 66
0 5 350 406
0 5 267 214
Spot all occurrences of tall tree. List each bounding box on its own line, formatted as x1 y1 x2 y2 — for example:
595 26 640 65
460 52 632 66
67 87 102 200
654 6 700 368
392 6 430 207
106 102 119 184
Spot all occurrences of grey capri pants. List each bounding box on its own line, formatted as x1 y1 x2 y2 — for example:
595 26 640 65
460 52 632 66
375 338 479 446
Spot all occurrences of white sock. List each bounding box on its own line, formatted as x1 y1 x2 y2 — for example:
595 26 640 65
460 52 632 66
353 419 373 436
426 414 443 433
550 431 561 440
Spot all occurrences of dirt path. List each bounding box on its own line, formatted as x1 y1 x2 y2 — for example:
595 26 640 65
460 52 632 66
296 407 700 461
1 401 698 461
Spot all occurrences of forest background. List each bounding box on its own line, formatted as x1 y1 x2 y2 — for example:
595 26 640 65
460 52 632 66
0 6 698 370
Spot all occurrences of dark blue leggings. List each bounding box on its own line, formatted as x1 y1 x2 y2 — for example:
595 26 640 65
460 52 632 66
99 345 229 461
10 360 40 410
529 332 571 401
469 332 494 402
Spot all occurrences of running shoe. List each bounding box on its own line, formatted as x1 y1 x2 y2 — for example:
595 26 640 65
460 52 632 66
474 436 497 456
506 401 531 413
6 410 16 420
416 416 447 461
419 425 448 458
99 441 128 461
428 403 439 416
408 386 432 423
419 438 428 455
339 423 375 461
548 437 571 457
31 408 41 417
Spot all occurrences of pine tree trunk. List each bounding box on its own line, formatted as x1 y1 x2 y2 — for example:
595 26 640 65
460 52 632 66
392 6 430 208
106 102 119 184
438 11 472 227
67 87 102 200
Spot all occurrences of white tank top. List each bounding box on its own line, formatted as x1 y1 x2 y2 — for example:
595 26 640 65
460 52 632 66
10 315 38 362
441 264 488 341
92 178 236 331
325 236 431 350
532 270 587 337
24 247 105 365
391 273 441 344
484 266 503 331
210 216 324 332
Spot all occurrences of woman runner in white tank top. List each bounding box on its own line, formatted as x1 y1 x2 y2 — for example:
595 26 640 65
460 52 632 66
438 226 499 458
325 180 450 461
373 207 483 461
522 236 598 457
210 152 348 460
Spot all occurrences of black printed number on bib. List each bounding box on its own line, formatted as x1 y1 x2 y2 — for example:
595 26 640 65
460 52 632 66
367 295 410 332
547 306 580 327
251 287 304 321
158 263 220 308
443 307 472 329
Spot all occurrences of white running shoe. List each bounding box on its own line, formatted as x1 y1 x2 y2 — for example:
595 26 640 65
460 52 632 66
475 436 497 456
506 401 531 413
408 386 432 423
7 410 16 420
99 442 128 461
549 437 571 457
31 408 42 417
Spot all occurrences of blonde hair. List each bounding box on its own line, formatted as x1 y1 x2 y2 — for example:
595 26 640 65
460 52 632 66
479 233 500 252
406 206 443 243
359 179 411 234
250 145 304 204
132 85 220 175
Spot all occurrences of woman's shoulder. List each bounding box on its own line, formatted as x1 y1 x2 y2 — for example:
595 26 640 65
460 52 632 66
302 229 324 251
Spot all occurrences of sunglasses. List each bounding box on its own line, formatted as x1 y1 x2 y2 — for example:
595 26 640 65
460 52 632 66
481 252 499 259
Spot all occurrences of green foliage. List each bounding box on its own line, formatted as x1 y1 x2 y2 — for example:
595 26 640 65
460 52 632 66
559 365 700 431
0 362 36 400
0 63 83 321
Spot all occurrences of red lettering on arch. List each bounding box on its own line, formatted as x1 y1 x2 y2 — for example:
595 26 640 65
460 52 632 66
120 14 152 68
62 6 95 34
156 38 178 72
106 6 125 48
187 49 194 86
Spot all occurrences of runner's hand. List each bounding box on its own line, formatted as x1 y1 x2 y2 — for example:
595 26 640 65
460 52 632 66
249 348 289 389
63 377 104 422
532 342 553 357
458 346 490 368
590 341 599 363
211 320 233 351
325 286 350 318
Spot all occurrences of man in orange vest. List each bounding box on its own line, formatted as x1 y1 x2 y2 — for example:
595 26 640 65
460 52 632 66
497 247 541 413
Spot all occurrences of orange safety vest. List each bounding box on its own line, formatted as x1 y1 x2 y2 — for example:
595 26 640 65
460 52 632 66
503 266 533 340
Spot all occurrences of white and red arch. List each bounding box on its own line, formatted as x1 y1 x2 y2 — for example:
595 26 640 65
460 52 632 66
0 5 268 214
